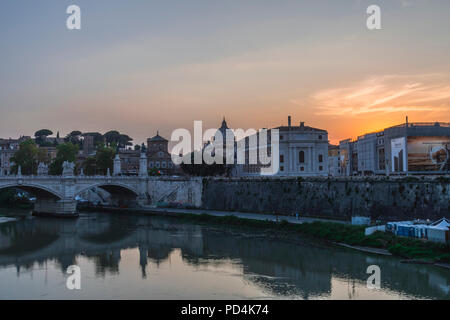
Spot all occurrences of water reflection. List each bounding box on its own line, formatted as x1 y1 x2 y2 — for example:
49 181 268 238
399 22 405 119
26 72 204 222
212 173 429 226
0 211 448 299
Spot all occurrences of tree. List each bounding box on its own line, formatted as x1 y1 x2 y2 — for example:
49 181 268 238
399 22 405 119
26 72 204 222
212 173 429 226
82 157 97 175
104 131 120 146
10 139 39 175
134 144 141 151
95 146 116 175
180 151 230 176
119 134 133 148
65 130 83 147
34 129 53 146
148 168 161 176
37 148 52 164
35 129 53 138
82 132 104 147
49 143 79 175
104 131 133 148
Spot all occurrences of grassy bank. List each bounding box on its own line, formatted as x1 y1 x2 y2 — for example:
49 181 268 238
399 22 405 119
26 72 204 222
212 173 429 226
79 206 450 263
173 213 450 263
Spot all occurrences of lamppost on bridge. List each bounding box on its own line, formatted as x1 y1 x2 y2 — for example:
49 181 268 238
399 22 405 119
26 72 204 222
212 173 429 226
114 154 121 176
139 152 148 177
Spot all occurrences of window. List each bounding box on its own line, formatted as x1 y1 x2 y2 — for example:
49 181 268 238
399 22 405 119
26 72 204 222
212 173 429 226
299 151 305 163
280 135 283 140
318 154 323 163
280 166 284 171
319 166 323 171
300 167 304 171
162 162 166 168
149 162 154 168
156 162 160 168
280 155 284 163
318 135 322 140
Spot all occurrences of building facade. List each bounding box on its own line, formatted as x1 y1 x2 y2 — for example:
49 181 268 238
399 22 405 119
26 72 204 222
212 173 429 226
235 116 329 177
0 136 31 175
335 120 450 176
147 132 178 175
328 144 340 176
118 149 141 175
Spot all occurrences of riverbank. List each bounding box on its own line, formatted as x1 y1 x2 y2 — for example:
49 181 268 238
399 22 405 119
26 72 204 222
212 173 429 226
79 206 450 263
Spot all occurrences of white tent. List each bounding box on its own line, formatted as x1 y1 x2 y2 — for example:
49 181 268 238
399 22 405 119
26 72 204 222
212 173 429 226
430 218 450 228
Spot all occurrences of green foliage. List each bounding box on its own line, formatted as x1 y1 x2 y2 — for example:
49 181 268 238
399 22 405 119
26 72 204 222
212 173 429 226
49 143 79 175
148 168 161 176
171 214 450 263
37 148 52 164
82 157 97 175
10 139 39 175
180 151 230 176
65 130 83 147
103 131 133 148
95 146 116 175
82 132 104 147
81 146 116 175
34 129 54 146
34 129 53 138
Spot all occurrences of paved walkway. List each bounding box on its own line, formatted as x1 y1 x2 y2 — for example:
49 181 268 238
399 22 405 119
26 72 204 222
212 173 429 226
141 206 349 225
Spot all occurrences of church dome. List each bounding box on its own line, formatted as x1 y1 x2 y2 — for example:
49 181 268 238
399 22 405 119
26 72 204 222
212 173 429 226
214 117 234 142
148 131 168 142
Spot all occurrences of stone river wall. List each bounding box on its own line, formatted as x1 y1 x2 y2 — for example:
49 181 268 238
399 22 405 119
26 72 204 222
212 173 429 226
200 177 450 221
148 176 450 221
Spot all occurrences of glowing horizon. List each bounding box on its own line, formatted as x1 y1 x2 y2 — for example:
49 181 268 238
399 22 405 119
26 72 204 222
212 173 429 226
1 0 449 146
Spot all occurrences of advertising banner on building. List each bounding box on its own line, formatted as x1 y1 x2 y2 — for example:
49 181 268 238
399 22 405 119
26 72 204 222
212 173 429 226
391 137 406 172
407 136 450 172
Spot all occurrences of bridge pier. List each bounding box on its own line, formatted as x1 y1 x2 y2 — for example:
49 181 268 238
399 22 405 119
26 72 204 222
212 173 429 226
33 198 78 218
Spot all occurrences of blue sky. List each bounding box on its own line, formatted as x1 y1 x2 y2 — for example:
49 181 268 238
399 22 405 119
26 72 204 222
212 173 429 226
1 0 449 144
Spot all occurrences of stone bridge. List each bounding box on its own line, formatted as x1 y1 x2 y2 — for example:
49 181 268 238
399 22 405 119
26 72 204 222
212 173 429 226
0 174 149 216
0 153 202 217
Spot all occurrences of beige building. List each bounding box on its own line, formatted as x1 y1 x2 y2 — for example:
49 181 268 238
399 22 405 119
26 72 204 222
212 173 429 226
235 116 329 177
0 136 31 175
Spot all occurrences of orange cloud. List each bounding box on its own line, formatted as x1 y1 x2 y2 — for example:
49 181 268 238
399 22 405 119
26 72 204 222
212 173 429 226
294 74 450 116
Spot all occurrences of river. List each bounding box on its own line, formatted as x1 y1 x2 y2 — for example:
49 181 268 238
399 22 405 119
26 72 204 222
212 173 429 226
0 209 448 300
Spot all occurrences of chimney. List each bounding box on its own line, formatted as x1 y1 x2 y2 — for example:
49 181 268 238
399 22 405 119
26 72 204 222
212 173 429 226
288 116 291 128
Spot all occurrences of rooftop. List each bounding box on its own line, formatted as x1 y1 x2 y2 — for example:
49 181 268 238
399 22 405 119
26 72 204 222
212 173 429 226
148 131 168 142
275 116 327 133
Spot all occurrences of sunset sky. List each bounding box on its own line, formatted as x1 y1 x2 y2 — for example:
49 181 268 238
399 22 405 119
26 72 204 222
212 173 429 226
0 0 449 145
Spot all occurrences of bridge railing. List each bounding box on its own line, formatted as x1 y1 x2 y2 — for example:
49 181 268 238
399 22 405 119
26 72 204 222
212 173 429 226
0 174 143 179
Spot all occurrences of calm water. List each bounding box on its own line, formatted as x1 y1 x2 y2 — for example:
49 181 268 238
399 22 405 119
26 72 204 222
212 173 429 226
0 209 448 300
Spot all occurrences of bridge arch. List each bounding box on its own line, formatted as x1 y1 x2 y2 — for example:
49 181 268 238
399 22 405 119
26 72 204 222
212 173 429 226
75 182 139 200
0 183 63 199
